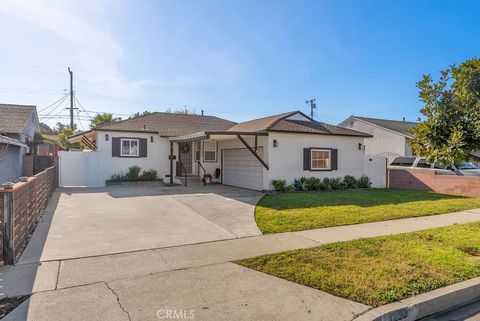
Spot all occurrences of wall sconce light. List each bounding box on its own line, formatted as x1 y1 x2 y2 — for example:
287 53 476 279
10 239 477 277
273 139 278 148
358 143 362 150
150 136 154 143
105 134 109 141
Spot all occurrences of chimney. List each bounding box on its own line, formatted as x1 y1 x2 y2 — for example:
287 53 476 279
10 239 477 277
201 110 204 116
402 117 405 122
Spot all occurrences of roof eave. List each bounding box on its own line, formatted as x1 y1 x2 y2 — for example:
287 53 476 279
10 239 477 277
267 129 372 138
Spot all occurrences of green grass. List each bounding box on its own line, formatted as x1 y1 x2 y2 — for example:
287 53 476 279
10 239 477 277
256 189 480 233
236 222 480 307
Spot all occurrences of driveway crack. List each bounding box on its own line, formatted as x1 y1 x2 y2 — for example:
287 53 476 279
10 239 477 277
104 282 131 321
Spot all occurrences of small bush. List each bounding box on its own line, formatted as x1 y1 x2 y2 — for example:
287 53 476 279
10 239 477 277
343 175 358 189
293 177 309 191
306 177 322 190
109 173 124 182
358 175 372 188
322 178 332 191
272 179 287 191
126 165 141 181
139 169 158 181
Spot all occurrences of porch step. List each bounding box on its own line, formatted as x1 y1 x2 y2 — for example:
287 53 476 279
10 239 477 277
175 176 205 186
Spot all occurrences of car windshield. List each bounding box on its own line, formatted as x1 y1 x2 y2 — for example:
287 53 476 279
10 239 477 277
455 162 478 170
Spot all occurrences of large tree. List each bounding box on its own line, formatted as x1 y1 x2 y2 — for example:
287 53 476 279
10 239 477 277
90 113 120 129
410 57 480 165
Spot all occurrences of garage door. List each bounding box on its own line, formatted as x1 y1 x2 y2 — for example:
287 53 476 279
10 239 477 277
223 148 263 191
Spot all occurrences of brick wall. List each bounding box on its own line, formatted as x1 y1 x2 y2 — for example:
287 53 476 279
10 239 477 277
388 167 480 197
0 166 56 265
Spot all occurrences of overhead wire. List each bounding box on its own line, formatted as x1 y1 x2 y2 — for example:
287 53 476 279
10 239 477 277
38 94 69 113
39 94 70 120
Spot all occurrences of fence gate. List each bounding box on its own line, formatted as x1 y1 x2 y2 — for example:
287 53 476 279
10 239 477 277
59 151 104 187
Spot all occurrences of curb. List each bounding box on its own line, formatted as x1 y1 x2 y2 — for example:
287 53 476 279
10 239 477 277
353 277 480 321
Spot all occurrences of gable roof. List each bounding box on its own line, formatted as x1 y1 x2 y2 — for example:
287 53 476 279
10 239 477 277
89 112 236 137
170 111 371 141
0 104 38 134
351 116 418 137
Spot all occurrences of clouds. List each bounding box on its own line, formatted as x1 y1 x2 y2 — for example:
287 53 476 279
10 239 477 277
0 0 142 97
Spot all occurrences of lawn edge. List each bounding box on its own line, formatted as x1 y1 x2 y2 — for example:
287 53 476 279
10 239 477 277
353 276 480 321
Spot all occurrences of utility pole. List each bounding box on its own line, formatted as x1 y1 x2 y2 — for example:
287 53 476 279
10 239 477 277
305 98 316 119
68 67 74 130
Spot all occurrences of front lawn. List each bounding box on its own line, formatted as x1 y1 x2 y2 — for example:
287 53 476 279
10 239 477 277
236 222 480 306
256 189 480 233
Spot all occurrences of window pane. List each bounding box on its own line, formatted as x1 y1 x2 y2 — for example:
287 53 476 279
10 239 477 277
204 151 216 161
311 149 330 169
130 140 138 155
122 140 130 155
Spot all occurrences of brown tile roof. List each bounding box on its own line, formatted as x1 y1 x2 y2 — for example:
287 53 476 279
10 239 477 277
0 104 37 134
225 111 297 133
93 112 236 137
270 119 372 137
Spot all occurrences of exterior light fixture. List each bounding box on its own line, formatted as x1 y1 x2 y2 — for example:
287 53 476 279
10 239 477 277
273 139 278 147
150 136 154 143
105 134 109 141
358 143 362 150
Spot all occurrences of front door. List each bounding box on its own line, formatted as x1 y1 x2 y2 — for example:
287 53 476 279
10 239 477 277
178 142 193 174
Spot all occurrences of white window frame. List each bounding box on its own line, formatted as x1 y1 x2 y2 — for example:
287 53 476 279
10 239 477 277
310 149 331 170
203 140 217 162
120 138 139 157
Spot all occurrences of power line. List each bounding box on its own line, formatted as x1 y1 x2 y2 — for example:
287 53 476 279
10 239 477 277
39 94 70 120
38 94 69 113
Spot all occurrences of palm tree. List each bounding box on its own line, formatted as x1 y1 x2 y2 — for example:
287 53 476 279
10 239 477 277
90 113 120 129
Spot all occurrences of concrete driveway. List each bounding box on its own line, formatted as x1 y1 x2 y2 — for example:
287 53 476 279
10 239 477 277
19 184 263 263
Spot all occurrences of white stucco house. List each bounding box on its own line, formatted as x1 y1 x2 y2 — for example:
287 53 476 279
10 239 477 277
338 116 418 164
66 111 380 190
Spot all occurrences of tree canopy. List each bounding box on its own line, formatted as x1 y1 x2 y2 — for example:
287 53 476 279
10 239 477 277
410 57 480 165
90 113 120 129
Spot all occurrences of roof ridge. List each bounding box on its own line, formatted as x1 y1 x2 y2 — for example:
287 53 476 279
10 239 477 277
355 115 418 124
265 111 302 130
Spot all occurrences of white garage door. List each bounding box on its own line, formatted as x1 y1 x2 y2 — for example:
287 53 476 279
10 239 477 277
223 148 263 191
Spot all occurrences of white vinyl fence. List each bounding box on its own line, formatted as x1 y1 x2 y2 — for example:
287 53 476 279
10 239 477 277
363 155 387 188
59 151 106 187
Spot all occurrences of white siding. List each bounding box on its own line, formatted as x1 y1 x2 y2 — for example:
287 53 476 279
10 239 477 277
266 132 366 189
343 119 409 162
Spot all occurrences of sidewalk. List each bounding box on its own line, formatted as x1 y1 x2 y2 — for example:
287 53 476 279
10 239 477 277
3 208 480 321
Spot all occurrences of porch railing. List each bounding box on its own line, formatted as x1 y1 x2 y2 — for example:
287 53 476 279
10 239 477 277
177 161 187 187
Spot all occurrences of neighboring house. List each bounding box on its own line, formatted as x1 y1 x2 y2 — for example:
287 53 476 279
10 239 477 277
0 104 41 183
0 135 28 183
339 116 418 163
37 134 65 156
67 111 374 190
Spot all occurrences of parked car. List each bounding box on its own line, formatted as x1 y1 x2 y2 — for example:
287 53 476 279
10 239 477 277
390 157 480 176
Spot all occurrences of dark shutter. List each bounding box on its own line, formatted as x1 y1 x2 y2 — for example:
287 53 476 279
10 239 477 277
112 137 120 157
139 138 148 157
303 148 310 170
331 148 338 170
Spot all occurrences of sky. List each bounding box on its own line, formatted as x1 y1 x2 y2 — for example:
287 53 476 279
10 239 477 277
0 0 479 130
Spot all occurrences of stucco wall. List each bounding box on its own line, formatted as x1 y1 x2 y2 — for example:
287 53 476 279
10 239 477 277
344 119 407 160
0 144 22 183
96 131 171 181
266 132 366 189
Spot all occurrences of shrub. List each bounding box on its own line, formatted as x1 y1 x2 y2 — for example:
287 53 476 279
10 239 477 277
322 178 332 191
343 175 358 189
139 169 158 181
126 165 141 181
305 177 322 190
109 173 124 182
330 177 343 189
272 179 287 191
293 177 309 191
358 175 372 188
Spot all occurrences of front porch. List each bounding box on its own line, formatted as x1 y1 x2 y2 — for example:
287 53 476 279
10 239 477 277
168 132 270 191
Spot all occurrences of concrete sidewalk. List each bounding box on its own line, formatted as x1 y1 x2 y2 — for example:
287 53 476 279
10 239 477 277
3 208 480 321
